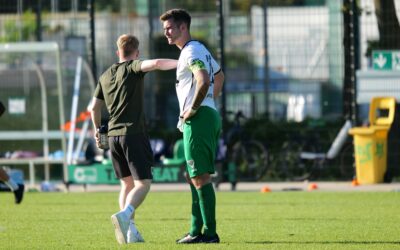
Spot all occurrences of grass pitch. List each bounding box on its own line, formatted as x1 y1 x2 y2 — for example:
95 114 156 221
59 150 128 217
1 189 400 249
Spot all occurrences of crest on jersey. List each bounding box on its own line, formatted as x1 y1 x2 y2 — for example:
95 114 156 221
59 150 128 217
187 159 195 169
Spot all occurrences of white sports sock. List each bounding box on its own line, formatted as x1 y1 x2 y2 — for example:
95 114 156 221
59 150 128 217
122 204 135 218
4 179 18 191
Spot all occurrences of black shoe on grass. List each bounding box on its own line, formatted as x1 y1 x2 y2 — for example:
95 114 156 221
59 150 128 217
14 184 24 204
201 233 220 243
176 233 203 244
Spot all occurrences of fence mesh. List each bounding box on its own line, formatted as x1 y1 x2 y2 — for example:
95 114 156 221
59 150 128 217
0 0 399 181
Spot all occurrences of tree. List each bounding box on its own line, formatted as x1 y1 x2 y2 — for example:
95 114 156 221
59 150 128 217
231 0 325 12
0 10 36 42
374 0 400 49
374 0 400 181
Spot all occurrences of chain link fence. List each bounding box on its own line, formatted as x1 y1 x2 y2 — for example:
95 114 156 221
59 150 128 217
0 0 399 181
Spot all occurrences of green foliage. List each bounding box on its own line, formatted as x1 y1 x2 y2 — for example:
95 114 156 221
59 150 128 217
242 116 339 150
95 0 123 12
239 116 351 180
0 191 399 249
0 10 36 42
225 51 253 68
231 0 326 12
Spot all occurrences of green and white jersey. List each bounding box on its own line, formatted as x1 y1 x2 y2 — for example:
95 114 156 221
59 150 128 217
176 40 221 115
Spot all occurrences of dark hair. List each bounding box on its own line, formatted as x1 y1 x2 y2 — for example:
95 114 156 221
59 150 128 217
160 9 191 29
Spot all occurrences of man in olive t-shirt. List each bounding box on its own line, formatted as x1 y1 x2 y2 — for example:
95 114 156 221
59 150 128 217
90 34 177 244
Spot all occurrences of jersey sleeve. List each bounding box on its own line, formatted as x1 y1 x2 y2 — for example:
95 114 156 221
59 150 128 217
186 47 207 73
93 80 104 100
212 57 221 75
185 44 220 75
128 60 146 76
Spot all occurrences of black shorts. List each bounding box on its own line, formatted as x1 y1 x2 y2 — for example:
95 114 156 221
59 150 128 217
109 133 154 180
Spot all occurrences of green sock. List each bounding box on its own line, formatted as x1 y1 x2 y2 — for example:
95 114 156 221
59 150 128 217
189 184 203 236
197 183 216 237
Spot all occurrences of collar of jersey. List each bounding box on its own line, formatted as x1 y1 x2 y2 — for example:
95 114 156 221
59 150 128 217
181 40 199 50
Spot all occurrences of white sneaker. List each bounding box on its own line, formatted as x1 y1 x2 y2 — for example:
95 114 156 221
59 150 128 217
127 220 144 243
110 211 130 244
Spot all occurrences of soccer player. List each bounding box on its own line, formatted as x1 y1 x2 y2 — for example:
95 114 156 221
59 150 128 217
89 34 177 244
0 101 24 204
0 168 24 204
160 9 225 244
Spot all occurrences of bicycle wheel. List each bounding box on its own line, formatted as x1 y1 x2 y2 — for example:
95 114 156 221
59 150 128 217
272 141 302 180
231 140 268 181
338 142 355 179
273 140 317 181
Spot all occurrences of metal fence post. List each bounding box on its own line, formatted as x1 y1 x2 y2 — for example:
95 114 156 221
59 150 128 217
343 0 360 125
88 0 97 80
263 0 269 118
216 0 226 132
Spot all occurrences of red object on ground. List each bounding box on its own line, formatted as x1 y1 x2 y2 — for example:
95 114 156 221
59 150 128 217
308 183 318 191
260 186 271 193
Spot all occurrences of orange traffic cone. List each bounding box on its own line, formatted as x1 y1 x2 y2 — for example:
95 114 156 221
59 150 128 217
351 179 359 186
261 186 271 193
308 183 318 191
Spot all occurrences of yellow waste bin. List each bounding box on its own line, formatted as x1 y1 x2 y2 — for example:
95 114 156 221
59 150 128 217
348 97 396 184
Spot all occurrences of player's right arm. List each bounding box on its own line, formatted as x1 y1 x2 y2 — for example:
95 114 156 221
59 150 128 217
140 59 178 72
89 97 104 148
89 97 104 129
89 82 105 147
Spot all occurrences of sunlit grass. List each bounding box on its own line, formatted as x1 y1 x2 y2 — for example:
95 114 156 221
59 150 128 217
0 190 399 249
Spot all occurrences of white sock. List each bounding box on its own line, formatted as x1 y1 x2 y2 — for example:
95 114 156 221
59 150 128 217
122 204 135 218
4 179 18 191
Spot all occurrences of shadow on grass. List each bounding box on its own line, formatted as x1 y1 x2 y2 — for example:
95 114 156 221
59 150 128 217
146 218 187 221
245 241 400 245
270 218 342 221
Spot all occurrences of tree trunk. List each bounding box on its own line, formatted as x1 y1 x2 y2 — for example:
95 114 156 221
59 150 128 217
374 0 400 49
374 0 400 180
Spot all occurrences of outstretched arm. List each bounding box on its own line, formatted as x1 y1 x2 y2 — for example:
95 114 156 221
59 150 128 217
140 59 178 72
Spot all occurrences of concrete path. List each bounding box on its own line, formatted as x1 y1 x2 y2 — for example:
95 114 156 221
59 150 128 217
61 181 400 193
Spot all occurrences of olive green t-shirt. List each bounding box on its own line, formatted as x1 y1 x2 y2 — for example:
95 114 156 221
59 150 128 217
94 60 147 136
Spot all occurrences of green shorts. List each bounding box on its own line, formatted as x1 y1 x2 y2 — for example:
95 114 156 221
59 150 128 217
183 106 221 178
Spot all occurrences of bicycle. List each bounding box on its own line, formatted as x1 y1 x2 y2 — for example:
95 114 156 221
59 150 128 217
214 111 269 190
271 120 354 181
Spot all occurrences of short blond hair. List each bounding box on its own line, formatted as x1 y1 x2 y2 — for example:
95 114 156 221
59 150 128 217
116 34 139 57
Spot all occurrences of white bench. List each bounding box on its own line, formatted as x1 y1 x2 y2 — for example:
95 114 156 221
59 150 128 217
0 158 64 188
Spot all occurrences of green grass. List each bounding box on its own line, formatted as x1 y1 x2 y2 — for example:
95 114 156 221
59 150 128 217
1 190 400 249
